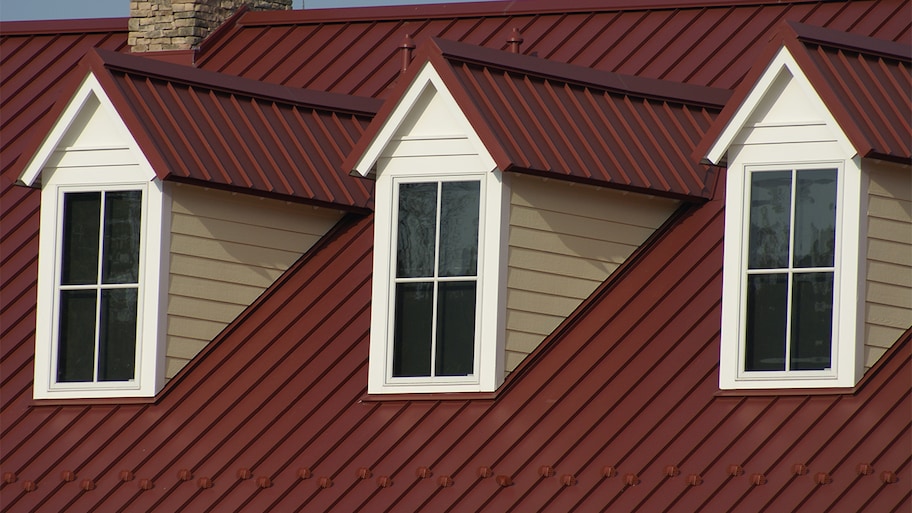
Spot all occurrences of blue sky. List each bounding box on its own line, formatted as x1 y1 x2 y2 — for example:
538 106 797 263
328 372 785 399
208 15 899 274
0 0 485 22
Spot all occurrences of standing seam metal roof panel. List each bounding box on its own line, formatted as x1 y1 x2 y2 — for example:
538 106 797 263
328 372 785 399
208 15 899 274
2 175 903 511
196 0 911 97
1 3 910 511
83 49 379 209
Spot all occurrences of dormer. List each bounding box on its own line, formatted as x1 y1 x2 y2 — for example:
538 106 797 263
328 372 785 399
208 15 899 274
353 61 509 394
701 22 912 390
20 72 170 399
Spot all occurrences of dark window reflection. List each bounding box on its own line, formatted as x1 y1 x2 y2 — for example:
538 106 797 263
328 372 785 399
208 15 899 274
102 191 142 284
793 170 837 268
745 273 788 371
790 272 833 370
61 192 101 285
393 282 433 377
435 281 476 376
57 290 97 382
748 172 791 269
397 183 437 278
439 181 480 277
744 168 837 374
99 288 138 381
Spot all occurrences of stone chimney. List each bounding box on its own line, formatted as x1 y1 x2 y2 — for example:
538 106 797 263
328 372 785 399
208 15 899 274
129 1 292 52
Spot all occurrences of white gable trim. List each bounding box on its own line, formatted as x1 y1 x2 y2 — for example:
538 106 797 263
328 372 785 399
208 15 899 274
18 72 157 187
351 62 497 177
703 46 856 165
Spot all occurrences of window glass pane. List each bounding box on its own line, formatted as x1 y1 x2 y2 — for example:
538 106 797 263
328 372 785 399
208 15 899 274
397 183 438 278
392 282 433 377
748 172 791 269
439 181 480 277
61 192 101 285
745 273 788 371
793 169 837 268
435 281 476 376
57 289 97 382
98 288 138 381
102 190 142 284
790 272 834 370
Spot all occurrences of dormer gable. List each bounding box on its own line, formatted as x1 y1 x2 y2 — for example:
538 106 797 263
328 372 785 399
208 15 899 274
350 60 497 179
18 71 156 188
701 21 911 166
702 45 855 166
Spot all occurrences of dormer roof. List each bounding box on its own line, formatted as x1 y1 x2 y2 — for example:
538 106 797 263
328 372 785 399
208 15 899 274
19 48 380 210
348 37 730 200
699 21 912 165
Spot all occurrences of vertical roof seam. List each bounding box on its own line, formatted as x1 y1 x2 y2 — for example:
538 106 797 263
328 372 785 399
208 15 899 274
476 65 545 168
237 97 295 194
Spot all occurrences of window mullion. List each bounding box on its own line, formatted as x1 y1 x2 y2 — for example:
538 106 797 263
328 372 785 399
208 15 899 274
429 182 443 378
783 169 799 372
92 191 107 383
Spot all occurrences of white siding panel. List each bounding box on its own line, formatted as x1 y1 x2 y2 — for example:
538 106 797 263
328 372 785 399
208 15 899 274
733 123 835 146
165 184 342 378
47 148 136 168
384 137 476 158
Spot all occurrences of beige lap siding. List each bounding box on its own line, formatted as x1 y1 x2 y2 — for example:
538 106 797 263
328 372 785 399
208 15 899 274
166 184 343 378
864 161 912 369
505 175 680 373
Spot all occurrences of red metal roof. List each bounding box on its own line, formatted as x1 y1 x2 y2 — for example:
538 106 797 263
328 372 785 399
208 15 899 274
1 2 910 511
0 25 128 443
24 49 378 208
347 37 727 199
196 0 911 97
787 22 912 163
1 183 908 511
435 38 726 198
698 20 912 164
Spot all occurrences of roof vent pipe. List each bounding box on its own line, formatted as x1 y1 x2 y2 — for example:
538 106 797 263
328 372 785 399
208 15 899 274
508 28 524 54
400 34 416 73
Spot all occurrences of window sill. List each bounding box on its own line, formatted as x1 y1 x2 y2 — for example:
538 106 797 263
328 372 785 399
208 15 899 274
30 395 159 406
360 390 499 402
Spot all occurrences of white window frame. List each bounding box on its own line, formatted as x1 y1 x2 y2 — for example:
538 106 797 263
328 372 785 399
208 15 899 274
369 167 507 394
720 157 865 389
34 168 169 399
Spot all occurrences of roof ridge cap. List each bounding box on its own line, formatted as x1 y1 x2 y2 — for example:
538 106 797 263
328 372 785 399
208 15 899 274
786 20 912 61
0 17 127 35
429 37 731 108
239 0 825 26
92 49 380 116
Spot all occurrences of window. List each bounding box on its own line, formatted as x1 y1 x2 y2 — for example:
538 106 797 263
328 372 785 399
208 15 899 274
34 173 169 400
720 160 864 390
55 188 143 384
743 168 837 373
392 179 481 379
708 47 866 390
369 170 507 394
